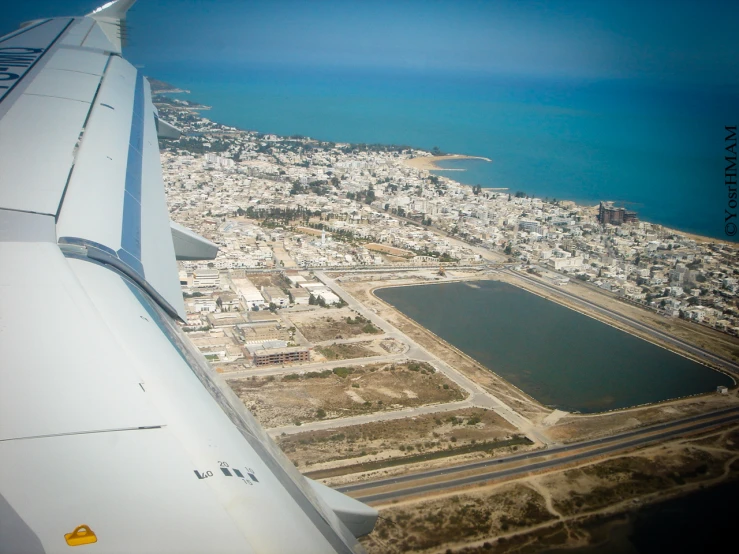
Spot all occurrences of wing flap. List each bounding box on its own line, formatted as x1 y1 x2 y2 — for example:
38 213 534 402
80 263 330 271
23 67 101 102
56 55 136 248
0 242 165 441
45 47 108 75
0 94 90 214
56 54 185 319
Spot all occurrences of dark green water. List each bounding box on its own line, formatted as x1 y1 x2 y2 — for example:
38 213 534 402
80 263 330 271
375 281 735 413
543 481 739 553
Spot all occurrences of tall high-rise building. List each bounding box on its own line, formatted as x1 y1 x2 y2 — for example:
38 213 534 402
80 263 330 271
598 201 638 225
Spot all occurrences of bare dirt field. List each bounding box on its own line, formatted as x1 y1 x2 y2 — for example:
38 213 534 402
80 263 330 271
314 342 380 360
287 307 382 342
276 408 520 472
229 361 467 428
239 273 290 290
360 423 739 554
365 243 414 258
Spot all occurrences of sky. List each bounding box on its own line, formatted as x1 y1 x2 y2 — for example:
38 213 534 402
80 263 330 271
2 0 738 86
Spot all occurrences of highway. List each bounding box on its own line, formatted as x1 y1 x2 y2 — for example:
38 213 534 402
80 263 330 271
336 405 739 503
509 269 739 377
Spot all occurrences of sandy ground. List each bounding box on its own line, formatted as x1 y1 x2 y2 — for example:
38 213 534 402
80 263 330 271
402 154 493 171
286 307 382 342
548 392 739 443
229 361 466 428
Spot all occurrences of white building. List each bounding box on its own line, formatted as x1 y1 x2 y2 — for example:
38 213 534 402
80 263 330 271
316 290 341 305
232 279 266 310
262 286 289 308
290 288 310 305
192 269 219 288
548 256 583 271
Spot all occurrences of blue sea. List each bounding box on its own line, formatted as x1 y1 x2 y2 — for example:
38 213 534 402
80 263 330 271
147 61 738 240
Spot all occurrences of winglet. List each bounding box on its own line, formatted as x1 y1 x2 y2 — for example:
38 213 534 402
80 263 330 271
87 0 137 53
89 0 137 19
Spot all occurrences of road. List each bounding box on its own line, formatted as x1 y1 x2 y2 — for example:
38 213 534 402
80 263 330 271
312 334 393 347
315 271 555 446
268 400 473 437
509 269 739 377
336 405 739 503
223 354 405 380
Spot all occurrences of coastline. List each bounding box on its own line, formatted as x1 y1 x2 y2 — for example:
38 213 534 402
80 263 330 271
661 226 736 246
152 77 732 245
402 154 491 171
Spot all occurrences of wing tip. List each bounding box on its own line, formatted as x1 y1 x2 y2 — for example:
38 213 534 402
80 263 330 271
89 0 137 20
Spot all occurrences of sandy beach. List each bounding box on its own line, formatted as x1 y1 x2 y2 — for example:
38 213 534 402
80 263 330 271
402 154 491 171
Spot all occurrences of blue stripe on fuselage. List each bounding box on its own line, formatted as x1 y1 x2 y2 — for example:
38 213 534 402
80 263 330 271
118 71 145 278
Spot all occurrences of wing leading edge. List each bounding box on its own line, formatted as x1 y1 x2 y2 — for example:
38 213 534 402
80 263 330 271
0 1 377 552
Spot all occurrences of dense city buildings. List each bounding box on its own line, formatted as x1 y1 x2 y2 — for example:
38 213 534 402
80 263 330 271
156 93 739 341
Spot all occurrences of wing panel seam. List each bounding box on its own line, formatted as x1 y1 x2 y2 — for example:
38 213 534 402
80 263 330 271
1 425 164 443
54 54 112 220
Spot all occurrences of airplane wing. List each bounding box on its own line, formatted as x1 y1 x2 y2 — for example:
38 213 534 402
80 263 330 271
0 1 377 552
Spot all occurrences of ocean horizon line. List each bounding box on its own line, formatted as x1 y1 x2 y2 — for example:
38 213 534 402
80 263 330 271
153 69 735 242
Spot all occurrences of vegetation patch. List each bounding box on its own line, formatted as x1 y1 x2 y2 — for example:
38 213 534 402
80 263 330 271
545 450 732 516
304 435 532 479
359 484 555 553
315 342 377 360
276 407 519 470
292 309 383 342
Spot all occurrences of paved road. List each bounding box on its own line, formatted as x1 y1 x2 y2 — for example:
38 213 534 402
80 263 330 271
336 405 739 503
268 400 473 437
510 269 739 378
223 354 405 380
316 271 554 446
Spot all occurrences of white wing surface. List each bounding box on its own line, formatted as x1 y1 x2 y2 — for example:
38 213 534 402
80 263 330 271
0 2 376 552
